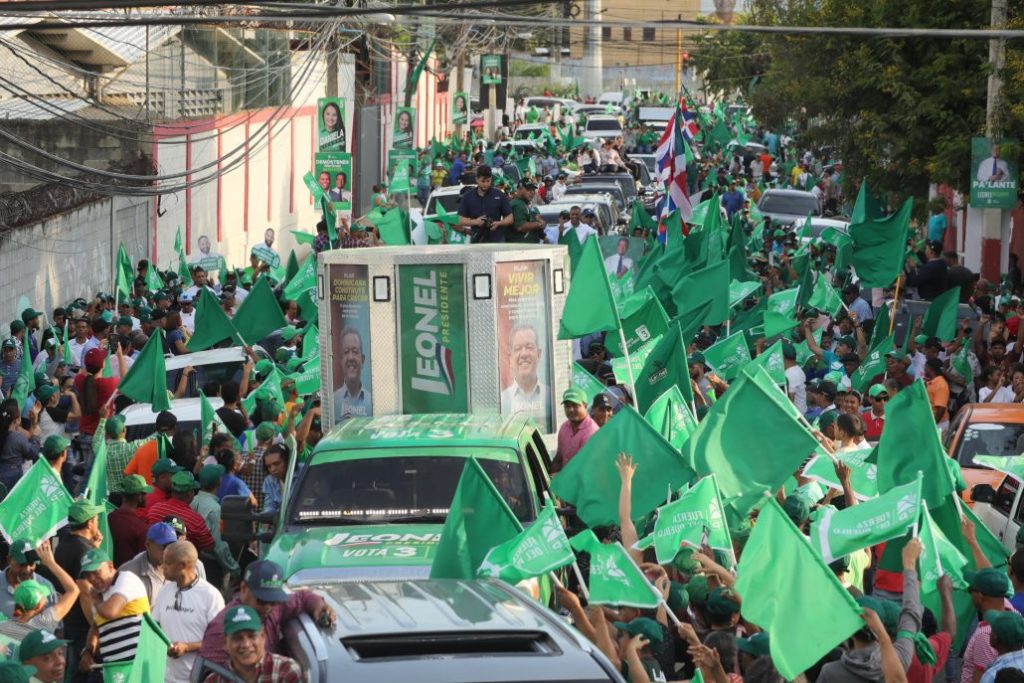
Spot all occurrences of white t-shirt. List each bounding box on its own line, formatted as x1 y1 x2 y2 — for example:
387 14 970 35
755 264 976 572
979 385 1017 403
785 365 807 414
152 578 225 683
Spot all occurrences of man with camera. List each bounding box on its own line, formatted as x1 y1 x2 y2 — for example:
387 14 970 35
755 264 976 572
455 164 514 243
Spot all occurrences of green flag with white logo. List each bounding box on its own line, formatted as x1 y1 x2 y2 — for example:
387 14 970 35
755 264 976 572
810 476 921 563
644 385 698 452
729 279 762 308
702 332 751 381
0 459 72 544
807 275 844 317
748 340 786 386
569 531 661 608
287 357 321 396
617 287 669 355
634 322 694 413
850 335 893 393
612 334 661 385
801 448 878 500
639 475 731 564
973 455 1024 480
572 362 607 404
476 503 574 583
918 501 968 594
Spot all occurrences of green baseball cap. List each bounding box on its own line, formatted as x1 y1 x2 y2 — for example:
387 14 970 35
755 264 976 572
17 629 68 662
666 581 689 613
823 370 845 386
914 334 929 345
561 388 587 405
8 539 37 565
274 347 293 363
867 384 888 398
199 464 226 489
965 568 1012 598
20 308 40 324
285 356 304 373
705 586 741 618
105 415 126 438
170 471 199 492
255 421 278 442
116 316 133 327
41 435 70 460
33 385 57 405
67 500 105 525
835 335 856 349
78 549 111 576
278 325 301 340
32 372 48 389
782 495 810 525
855 595 899 637
223 605 263 636
151 459 182 477
13 580 50 612
817 410 840 429
612 617 664 643
254 359 274 378
885 350 909 362
986 609 1024 649
686 574 710 606
119 474 152 495
688 352 706 366
737 632 770 657
0 662 36 682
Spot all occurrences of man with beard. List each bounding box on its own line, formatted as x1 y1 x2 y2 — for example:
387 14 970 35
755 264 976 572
553 388 598 472
500 324 549 427
333 328 371 421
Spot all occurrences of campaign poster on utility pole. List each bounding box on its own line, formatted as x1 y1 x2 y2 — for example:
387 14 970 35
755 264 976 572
452 91 469 125
317 98 346 152
971 137 1018 209
481 55 503 85
314 152 353 211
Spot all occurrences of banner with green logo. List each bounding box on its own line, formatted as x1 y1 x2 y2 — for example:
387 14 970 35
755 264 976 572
398 264 468 413
971 137 1018 208
317 97 346 152
394 107 416 149
481 54 502 85
0 459 73 544
314 152 353 211
452 91 469 125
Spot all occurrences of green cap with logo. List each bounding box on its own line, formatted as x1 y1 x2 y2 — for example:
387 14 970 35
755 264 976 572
17 629 68 662
8 539 36 566
224 605 263 636
68 500 105 525
737 632 770 657
78 549 111 576
561 388 587 406
33 385 57 405
867 384 888 398
171 471 199 492
13 580 51 612
119 474 152 495
611 617 664 643
151 459 182 477
705 586 741 618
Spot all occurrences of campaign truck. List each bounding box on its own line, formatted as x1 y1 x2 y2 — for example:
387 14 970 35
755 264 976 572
315 244 572 437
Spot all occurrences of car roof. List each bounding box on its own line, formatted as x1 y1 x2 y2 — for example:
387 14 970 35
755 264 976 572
961 403 1024 425
761 188 816 198
319 413 537 449
428 184 469 197
586 114 619 121
516 123 548 130
120 396 225 426
164 346 246 371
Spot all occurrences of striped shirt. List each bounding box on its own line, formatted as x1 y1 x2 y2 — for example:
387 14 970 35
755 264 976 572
94 417 156 494
202 653 304 683
94 571 150 662
240 443 267 511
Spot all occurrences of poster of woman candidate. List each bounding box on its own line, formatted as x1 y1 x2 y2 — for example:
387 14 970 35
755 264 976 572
393 107 416 149
317 98 346 152
452 91 469 125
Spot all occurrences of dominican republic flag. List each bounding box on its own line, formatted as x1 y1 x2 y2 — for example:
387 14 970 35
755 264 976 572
655 103 695 237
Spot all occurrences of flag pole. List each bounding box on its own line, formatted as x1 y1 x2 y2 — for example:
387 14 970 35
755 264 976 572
615 542 682 627
616 325 638 407
888 275 902 338
569 560 590 601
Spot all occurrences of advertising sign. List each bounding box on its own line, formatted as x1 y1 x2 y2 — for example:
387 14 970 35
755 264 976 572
330 264 373 421
496 260 552 431
482 54 502 85
393 107 416 149
317 98 346 152
314 152 353 211
398 264 468 413
452 91 469 125
971 137 1018 209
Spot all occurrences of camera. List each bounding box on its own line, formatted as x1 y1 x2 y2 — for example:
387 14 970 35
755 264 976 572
480 217 493 230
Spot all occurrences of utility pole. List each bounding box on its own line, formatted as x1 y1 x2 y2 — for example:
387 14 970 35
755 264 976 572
981 0 1007 281
675 14 682 95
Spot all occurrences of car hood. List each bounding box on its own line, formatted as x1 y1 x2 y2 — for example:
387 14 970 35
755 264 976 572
265 524 443 580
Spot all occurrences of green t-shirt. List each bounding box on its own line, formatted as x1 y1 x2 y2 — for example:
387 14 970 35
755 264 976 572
505 197 536 243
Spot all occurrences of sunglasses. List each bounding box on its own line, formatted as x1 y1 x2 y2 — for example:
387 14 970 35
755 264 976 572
874 395 890 402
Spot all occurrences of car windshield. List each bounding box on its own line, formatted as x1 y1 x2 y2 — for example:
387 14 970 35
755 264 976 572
288 454 535 525
760 193 820 217
954 422 1024 467
425 192 463 216
565 185 623 209
125 420 201 442
579 175 636 200
586 119 622 132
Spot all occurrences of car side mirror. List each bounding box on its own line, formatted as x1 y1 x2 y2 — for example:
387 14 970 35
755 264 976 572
221 495 278 544
972 483 996 504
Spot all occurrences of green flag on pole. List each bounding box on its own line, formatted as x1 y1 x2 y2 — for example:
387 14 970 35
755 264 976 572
113 613 172 683
476 502 575 583
186 288 241 351
116 243 134 299
808 275 844 317
616 288 669 355
850 335 893 393
0 459 73 544
640 475 732 564
809 477 922 563
175 228 191 283
430 457 523 579
85 435 114 559
973 455 1024 480
850 180 884 225
550 407 695 528
232 278 288 345
850 198 912 288
612 335 661 386
671 260 730 326
802 448 878 500
572 362 607 404
920 287 960 341
283 255 317 302
118 330 171 412
918 502 969 594
62 320 73 366
373 207 412 246
145 262 165 294
644 385 699 452
702 332 752 381
199 389 228 448
559 236 620 339
729 279 762 308
8 340 33 409
634 322 695 412
405 38 436 97
735 498 864 681
287 357 321 396
748 340 787 386
569 531 662 608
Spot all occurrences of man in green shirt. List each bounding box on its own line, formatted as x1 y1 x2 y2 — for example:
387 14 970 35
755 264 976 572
505 181 546 243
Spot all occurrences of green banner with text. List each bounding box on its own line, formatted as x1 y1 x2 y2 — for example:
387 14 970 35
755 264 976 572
398 264 469 413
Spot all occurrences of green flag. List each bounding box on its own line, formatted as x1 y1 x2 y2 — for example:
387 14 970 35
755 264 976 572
430 457 523 579
558 236 620 340
850 180 884 225
920 287 960 341
287 357 321 396
634 322 694 412
729 279 761 308
242 368 287 415
951 341 974 386
550 407 694 528
810 477 921 563
686 366 819 517
571 362 607 404
735 498 864 680
671 260 730 326
918 502 969 594
405 38 436 96
0 459 72 544
871 380 953 509
973 455 1024 480
748 339 786 386
8 340 33 409
233 278 288 345
608 270 635 303
283 255 317 302
850 335 893 393
616 288 669 355
290 230 316 247
644 385 699 452
62 320 72 366
175 228 191 283
802 448 878 500
850 198 911 288
300 324 319 361
767 286 800 316
374 207 412 246
612 335 661 385
808 275 844 317
629 200 657 231
643 475 731 564
569 531 661 608
558 228 584 274
476 503 575 583
144 262 165 294
118 330 171 412
116 613 172 682
186 288 241 351
116 243 134 299
85 436 114 559
702 332 752 381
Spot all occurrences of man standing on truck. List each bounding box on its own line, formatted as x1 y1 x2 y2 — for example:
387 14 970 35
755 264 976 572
500 324 549 427
455 165 513 243
333 328 371 421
